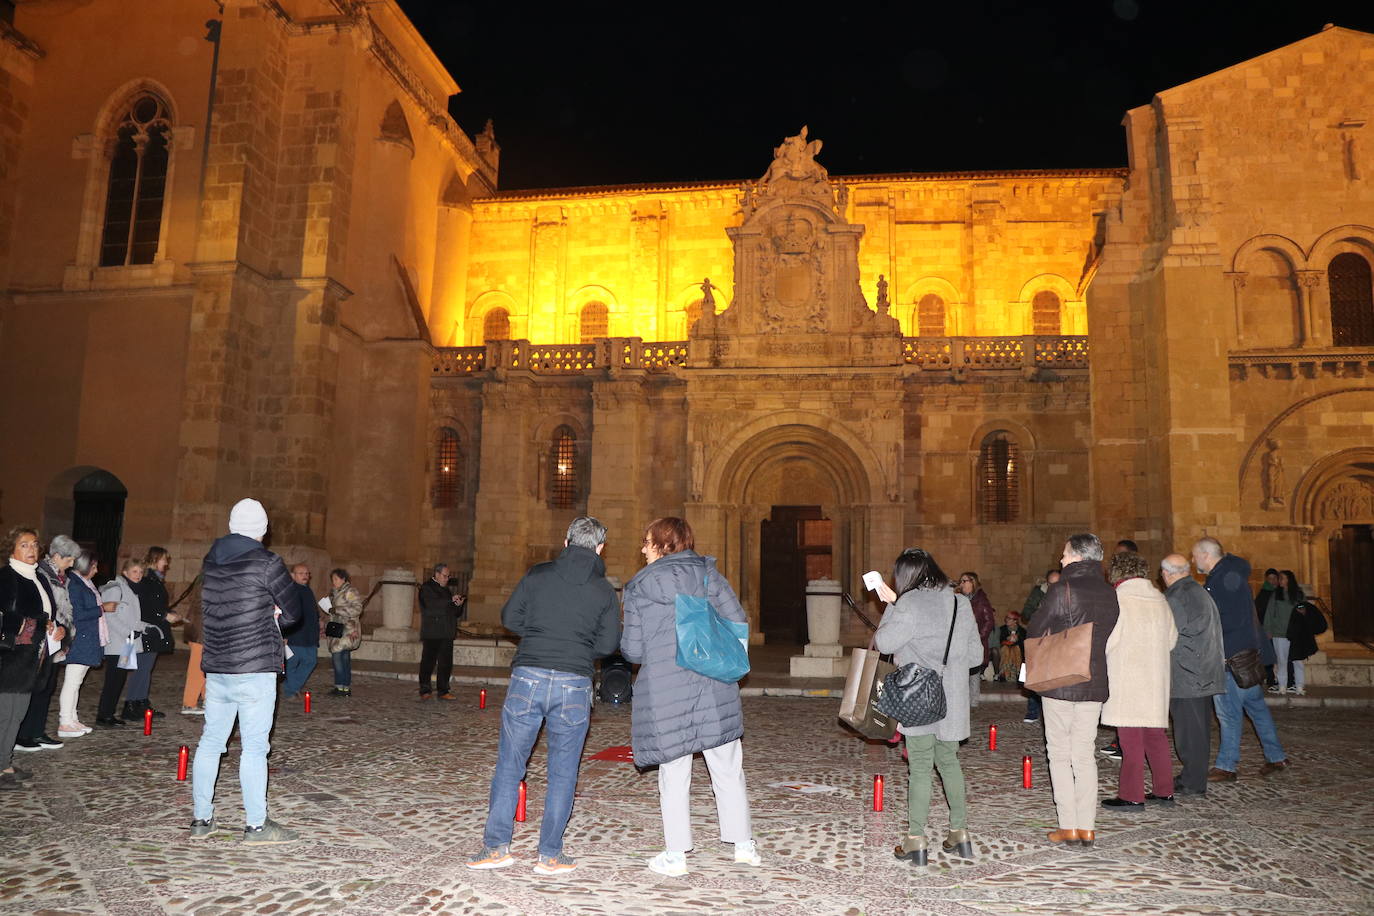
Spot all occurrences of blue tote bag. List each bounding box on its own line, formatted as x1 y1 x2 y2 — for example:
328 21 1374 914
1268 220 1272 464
675 571 751 683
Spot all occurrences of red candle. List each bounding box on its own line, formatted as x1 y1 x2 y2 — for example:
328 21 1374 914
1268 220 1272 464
873 774 884 811
988 724 997 751
176 745 189 781
303 691 311 714
143 708 153 736
479 688 487 709
515 780 527 822
1022 754 1033 789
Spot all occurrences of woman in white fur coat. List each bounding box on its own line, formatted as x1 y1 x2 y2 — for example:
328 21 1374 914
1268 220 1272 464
1101 551 1178 809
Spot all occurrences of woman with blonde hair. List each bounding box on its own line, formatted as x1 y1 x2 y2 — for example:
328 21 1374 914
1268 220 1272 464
621 517 758 877
94 558 146 727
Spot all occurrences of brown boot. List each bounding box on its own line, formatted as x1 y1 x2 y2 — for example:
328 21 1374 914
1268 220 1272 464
1207 767 1237 782
1046 828 1081 845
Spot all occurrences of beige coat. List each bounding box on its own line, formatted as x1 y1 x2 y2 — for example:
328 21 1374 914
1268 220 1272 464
1102 577 1178 728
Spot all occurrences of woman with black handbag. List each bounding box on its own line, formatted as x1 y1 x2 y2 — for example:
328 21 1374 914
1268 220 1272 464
873 548 983 866
127 547 181 720
325 569 364 697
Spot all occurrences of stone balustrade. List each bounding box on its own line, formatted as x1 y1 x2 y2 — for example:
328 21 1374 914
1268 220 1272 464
433 335 1090 376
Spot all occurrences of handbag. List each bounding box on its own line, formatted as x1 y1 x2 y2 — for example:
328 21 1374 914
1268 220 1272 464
876 596 960 728
325 620 345 639
117 634 139 670
1023 584 1094 692
674 570 750 683
1225 647 1265 689
139 620 174 654
838 647 897 739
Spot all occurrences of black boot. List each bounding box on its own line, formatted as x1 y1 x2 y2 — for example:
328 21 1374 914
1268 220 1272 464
121 701 140 721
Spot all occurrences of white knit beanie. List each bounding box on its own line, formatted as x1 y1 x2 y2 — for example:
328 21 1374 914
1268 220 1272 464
228 498 269 540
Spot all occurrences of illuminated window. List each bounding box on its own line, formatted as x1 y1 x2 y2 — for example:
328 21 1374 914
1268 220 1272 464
550 426 579 509
1329 252 1374 346
482 308 510 342
917 294 946 336
979 431 1020 523
1032 290 1061 335
432 427 462 509
579 301 608 342
99 93 172 267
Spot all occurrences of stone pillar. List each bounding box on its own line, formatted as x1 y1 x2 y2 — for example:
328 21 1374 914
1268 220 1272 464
790 578 847 678
372 567 417 642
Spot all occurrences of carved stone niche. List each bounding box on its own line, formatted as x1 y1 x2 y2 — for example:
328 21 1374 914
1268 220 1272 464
690 128 900 369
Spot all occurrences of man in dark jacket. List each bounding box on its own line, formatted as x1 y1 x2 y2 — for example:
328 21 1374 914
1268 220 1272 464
190 498 300 845
280 563 319 700
1161 554 1225 797
417 563 465 699
1192 538 1289 782
467 516 621 876
1025 533 1119 847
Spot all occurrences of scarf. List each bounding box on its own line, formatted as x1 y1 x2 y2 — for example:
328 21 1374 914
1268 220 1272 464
8 557 52 657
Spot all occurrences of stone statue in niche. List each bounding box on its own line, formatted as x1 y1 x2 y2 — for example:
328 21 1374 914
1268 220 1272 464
1261 438 1285 508
876 274 890 316
690 441 706 502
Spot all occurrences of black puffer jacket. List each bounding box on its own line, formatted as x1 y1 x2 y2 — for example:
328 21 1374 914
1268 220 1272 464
199 534 299 675
1025 558 1120 702
0 566 54 694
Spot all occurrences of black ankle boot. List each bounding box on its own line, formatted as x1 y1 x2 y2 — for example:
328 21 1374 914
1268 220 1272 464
121 701 140 721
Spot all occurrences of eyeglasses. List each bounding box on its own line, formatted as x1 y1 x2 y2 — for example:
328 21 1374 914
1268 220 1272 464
958 577 974 583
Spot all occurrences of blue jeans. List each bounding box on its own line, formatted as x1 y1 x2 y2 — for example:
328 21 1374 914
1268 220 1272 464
331 649 352 687
1024 689 1042 721
1213 670 1286 772
482 666 592 858
282 646 318 697
125 651 156 701
193 672 277 828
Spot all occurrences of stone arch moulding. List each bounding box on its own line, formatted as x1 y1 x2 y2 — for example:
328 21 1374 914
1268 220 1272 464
42 465 128 545
1306 224 1374 265
1292 447 1374 527
707 411 878 507
965 420 1036 523
531 413 589 448
1229 233 1306 273
1014 272 1076 306
1238 388 1374 496
467 290 518 344
965 418 1038 454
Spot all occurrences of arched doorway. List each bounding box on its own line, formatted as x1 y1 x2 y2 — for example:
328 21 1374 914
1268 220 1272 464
1294 449 1374 645
700 421 887 646
44 467 127 584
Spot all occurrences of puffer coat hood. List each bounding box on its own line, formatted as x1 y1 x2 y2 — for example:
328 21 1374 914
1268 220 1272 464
621 551 749 768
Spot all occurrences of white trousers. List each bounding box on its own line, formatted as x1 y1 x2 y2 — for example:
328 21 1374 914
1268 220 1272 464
657 738 752 853
1272 637 1304 691
59 664 91 724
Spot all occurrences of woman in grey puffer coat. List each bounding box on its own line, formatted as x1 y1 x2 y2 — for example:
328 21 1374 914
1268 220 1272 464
621 517 759 878
873 548 983 866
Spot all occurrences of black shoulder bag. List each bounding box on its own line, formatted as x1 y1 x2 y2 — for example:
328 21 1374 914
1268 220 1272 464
876 597 960 728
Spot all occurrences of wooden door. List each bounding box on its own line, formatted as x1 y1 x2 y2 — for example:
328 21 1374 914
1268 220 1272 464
1330 525 1374 644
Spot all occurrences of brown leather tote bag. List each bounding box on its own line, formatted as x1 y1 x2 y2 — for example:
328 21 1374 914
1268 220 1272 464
1023 584 1094 692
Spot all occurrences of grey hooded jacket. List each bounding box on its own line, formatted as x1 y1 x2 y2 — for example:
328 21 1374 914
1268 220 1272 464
621 551 747 768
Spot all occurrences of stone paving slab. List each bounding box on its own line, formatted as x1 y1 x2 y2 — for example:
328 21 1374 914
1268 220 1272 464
1 675 1371 915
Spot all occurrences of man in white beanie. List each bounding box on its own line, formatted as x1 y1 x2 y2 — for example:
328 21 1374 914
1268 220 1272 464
190 498 302 845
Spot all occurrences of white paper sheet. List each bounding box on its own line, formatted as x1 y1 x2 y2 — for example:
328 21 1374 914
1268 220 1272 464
318 596 332 611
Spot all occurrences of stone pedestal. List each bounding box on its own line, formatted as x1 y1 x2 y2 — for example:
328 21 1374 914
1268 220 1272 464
370 567 418 643
790 578 848 678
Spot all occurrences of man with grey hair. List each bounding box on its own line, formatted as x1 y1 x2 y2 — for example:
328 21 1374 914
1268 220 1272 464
1191 538 1288 781
417 562 466 699
1025 533 1119 848
1161 553 1225 798
467 516 621 875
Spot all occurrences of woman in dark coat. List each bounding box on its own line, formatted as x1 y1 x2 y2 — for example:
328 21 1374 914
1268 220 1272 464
0 527 61 790
58 551 105 737
621 517 758 878
127 547 180 719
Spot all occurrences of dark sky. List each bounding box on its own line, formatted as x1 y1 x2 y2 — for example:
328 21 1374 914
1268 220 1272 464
394 0 1374 191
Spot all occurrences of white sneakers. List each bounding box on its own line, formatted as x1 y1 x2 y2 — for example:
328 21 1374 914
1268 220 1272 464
647 841 761 877
57 722 92 738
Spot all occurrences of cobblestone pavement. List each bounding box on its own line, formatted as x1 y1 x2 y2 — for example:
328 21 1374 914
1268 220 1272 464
2 674 1371 915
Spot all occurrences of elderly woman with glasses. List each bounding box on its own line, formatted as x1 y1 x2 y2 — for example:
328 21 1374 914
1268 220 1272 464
14 534 82 751
0 527 64 789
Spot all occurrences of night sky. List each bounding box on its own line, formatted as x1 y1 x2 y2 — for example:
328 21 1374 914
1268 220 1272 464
394 0 1374 191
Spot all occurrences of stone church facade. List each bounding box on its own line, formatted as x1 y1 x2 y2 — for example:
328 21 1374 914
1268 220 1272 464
0 3 1370 674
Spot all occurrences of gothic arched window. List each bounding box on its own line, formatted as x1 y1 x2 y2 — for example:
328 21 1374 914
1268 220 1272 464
482 307 510 343
99 93 172 267
550 426 579 509
979 431 1020 523
1032 290 1062 335
579 301 608 343
432 427 462 509
1329 252 1374 346
917 294 946 336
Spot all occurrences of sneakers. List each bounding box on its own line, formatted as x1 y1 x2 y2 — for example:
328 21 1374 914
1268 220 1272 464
1291 687 1306 696
1023 716 1040 724
328 687 351 697
35 734 64 749
57 723 91 738
1098 742 1122 761
1267 685 1284 694
241 819 299 845
466 844 515 869
647 850 688 877
181 706 206 716
189 818 218 840
13 737 43 752
533 854 578 875
734 839 761 866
